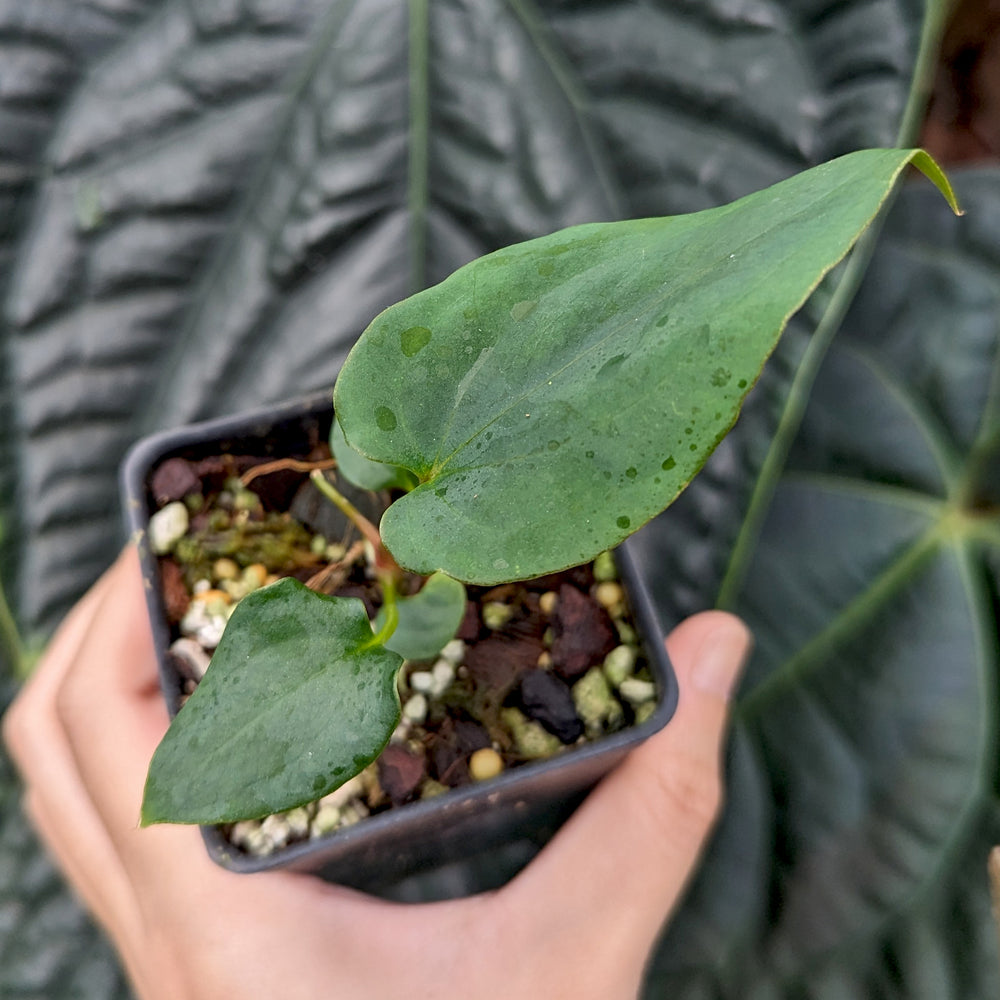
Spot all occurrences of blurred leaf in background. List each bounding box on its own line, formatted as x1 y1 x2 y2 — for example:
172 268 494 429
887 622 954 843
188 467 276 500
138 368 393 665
0 0 996 997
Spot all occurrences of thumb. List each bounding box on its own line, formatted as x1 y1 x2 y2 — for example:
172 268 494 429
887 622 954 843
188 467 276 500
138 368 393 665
503 610 751 984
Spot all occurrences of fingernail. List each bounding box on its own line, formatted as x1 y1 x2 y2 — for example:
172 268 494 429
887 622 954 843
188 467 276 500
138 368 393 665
692 618 752 699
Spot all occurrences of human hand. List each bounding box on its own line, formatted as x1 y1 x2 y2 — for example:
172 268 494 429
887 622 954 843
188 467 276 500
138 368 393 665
3 547 751 1000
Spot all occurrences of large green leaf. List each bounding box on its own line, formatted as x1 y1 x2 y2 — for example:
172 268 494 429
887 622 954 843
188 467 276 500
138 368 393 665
141 579 403 825
335 149 956 584
636 168 1000 996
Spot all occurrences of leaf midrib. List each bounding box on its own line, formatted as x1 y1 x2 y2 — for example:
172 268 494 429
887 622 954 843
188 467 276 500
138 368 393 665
737 507 1000 723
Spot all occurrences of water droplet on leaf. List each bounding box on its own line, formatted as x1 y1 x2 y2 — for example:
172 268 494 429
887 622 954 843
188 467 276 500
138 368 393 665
599 353 627 376
400 326 432 357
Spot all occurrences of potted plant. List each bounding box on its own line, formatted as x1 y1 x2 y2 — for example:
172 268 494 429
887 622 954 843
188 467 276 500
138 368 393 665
122 148 958 894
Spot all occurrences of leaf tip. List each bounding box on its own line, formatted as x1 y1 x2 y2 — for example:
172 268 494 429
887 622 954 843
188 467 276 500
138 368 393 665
907 149 963 216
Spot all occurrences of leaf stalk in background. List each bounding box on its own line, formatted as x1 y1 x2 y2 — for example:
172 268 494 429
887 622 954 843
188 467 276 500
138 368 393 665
715 0 958 609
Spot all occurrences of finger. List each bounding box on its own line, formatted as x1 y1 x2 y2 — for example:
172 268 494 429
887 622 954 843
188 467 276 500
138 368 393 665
3 551 147 944
501 610 751 989
3 555 119 769
54 549 178 844
52 547 236 912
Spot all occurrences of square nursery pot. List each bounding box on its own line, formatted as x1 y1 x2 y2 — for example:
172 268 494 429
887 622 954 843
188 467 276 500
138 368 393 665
121 391 678 900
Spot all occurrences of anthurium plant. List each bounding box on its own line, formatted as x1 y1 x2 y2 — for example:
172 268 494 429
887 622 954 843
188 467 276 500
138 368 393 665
140 148 958 827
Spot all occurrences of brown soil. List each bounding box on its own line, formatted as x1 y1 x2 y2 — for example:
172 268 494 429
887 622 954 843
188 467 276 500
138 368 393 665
150 452 656 857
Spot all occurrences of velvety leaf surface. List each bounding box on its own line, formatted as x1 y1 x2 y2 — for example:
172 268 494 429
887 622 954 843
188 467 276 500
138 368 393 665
336 150 954 583
142 579 402 824
635 169 1000 996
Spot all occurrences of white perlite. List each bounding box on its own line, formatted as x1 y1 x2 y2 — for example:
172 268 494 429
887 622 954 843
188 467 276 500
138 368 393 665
179 601 227 649
618 677 657 706
402 693 428 724
439 639 466 665
148 502 189 555
410 659 455 698
168 637 211 681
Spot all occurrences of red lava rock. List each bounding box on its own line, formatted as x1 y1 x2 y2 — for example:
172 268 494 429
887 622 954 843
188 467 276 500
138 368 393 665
191 455 236 494
464 636 542 703
151 458 200 504
518 669 583 743
550 584 617 680
159 558 191 624
431 718 491 787
377 744 426 805
456 600 482 640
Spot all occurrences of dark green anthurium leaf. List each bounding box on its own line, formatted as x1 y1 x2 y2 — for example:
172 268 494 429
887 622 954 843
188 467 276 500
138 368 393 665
331 416 417 492
334 149 959 584
638 170 1000 996
376 571 467 662
141 579 402 826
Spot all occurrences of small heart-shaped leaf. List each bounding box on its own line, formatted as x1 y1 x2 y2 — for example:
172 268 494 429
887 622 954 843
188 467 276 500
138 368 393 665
378 571 467 661
141 578 402 825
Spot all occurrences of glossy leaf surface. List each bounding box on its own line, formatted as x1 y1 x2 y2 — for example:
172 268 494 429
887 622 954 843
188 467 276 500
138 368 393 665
331 417 417 492
335 149 957 584
141 579 402 825
638 169 1000 997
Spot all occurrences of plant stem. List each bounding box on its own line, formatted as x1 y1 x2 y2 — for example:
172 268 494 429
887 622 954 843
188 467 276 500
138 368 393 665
310 470 403 648
408 0 430 294
364 577 399 649
715 0 953 610
309 469 403 584
990 847 1000 962
310 469 382 549
0 571 25 680
241 457 336 487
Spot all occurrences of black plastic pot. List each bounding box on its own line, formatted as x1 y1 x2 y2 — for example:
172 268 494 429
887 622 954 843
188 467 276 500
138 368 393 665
120 391 678 900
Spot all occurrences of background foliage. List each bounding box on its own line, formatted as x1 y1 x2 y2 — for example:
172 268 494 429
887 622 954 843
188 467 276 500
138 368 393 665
0 0 996 996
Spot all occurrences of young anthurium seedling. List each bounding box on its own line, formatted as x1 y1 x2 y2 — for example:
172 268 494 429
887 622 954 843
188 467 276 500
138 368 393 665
141 148 959 827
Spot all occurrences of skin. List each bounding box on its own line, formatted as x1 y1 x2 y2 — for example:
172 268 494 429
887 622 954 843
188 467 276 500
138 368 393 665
3 546 751 1000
